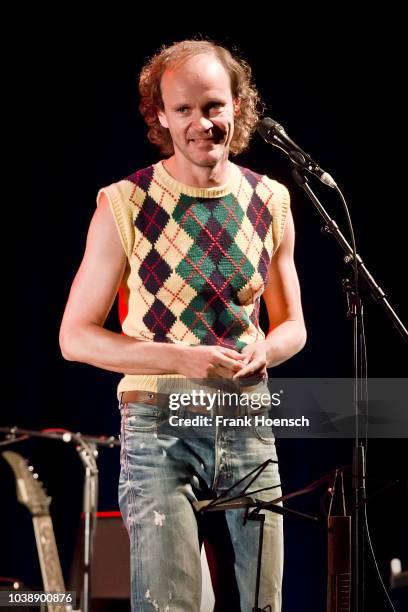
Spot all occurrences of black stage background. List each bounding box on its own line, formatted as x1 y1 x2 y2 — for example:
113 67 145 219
3 14 407 612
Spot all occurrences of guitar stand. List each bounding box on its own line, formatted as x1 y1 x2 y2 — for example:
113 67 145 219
0 426 120 612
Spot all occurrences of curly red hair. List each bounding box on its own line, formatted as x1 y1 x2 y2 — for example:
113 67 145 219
138 40 262 156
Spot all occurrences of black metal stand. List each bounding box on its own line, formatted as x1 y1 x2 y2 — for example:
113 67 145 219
288 165 407 612
75 438 98 612
258 117 407 611
194 458 325 612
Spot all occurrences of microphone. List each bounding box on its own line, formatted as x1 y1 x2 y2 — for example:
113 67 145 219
257 117 337 188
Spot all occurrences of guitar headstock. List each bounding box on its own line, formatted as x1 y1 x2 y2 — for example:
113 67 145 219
3 451 51 516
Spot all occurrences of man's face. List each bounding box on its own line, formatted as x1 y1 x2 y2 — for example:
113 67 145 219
158 54 238 169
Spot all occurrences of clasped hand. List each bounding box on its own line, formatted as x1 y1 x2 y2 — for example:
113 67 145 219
178 342 268 380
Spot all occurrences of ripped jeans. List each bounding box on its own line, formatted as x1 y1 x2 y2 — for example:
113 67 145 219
118 384 283 612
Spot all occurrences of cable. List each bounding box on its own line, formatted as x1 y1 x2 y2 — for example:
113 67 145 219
364 505 397 612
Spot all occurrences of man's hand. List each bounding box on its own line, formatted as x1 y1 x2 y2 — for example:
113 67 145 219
232 341 268 380
177 345 247 379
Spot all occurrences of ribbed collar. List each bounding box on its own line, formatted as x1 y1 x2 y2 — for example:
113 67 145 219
155 160 239 198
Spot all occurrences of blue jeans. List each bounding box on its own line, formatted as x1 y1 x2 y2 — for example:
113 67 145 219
118 382 283 612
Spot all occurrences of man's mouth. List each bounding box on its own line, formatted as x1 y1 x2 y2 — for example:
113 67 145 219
188 135 226 145
189 137 214 143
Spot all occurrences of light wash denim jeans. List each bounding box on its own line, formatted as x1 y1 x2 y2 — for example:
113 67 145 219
118 382 283 612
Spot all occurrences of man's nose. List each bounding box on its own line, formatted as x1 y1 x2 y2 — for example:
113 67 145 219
192 113 213 131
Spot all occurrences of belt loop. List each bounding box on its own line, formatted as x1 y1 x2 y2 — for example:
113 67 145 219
119 392 129 413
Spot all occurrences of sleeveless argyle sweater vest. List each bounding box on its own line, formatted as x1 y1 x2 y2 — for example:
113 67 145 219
97 160 290 394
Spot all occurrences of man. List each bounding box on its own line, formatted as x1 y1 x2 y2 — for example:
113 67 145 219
60 39 306 611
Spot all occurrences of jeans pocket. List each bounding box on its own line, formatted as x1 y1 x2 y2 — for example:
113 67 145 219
122 403 160 433
252 410 275 444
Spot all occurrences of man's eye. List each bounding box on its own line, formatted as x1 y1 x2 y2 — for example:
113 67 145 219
177 106 189 113
209 103 224 113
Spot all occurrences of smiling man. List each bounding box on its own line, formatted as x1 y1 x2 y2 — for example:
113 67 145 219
157 53 237 183
60 40 306 611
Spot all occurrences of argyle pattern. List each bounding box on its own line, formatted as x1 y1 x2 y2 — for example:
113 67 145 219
107 162 285 351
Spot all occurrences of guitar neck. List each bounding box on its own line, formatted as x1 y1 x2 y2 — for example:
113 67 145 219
2 452 73 611
32 515 66 611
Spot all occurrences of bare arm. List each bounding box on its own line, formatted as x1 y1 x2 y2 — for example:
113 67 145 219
234 209 307 378
261 208 307 365
59 195 245 377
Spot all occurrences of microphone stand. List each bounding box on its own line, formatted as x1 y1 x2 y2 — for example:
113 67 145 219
287 163 407 612
0 426 120 612
291 169 407 342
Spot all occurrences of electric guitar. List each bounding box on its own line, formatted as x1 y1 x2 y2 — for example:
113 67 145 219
3 450 71 611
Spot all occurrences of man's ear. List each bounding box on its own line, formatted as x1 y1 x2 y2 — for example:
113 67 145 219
233 99 241 117
158 110 169 129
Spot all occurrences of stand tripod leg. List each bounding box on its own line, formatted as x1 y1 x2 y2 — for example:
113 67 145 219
251 513 267 612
